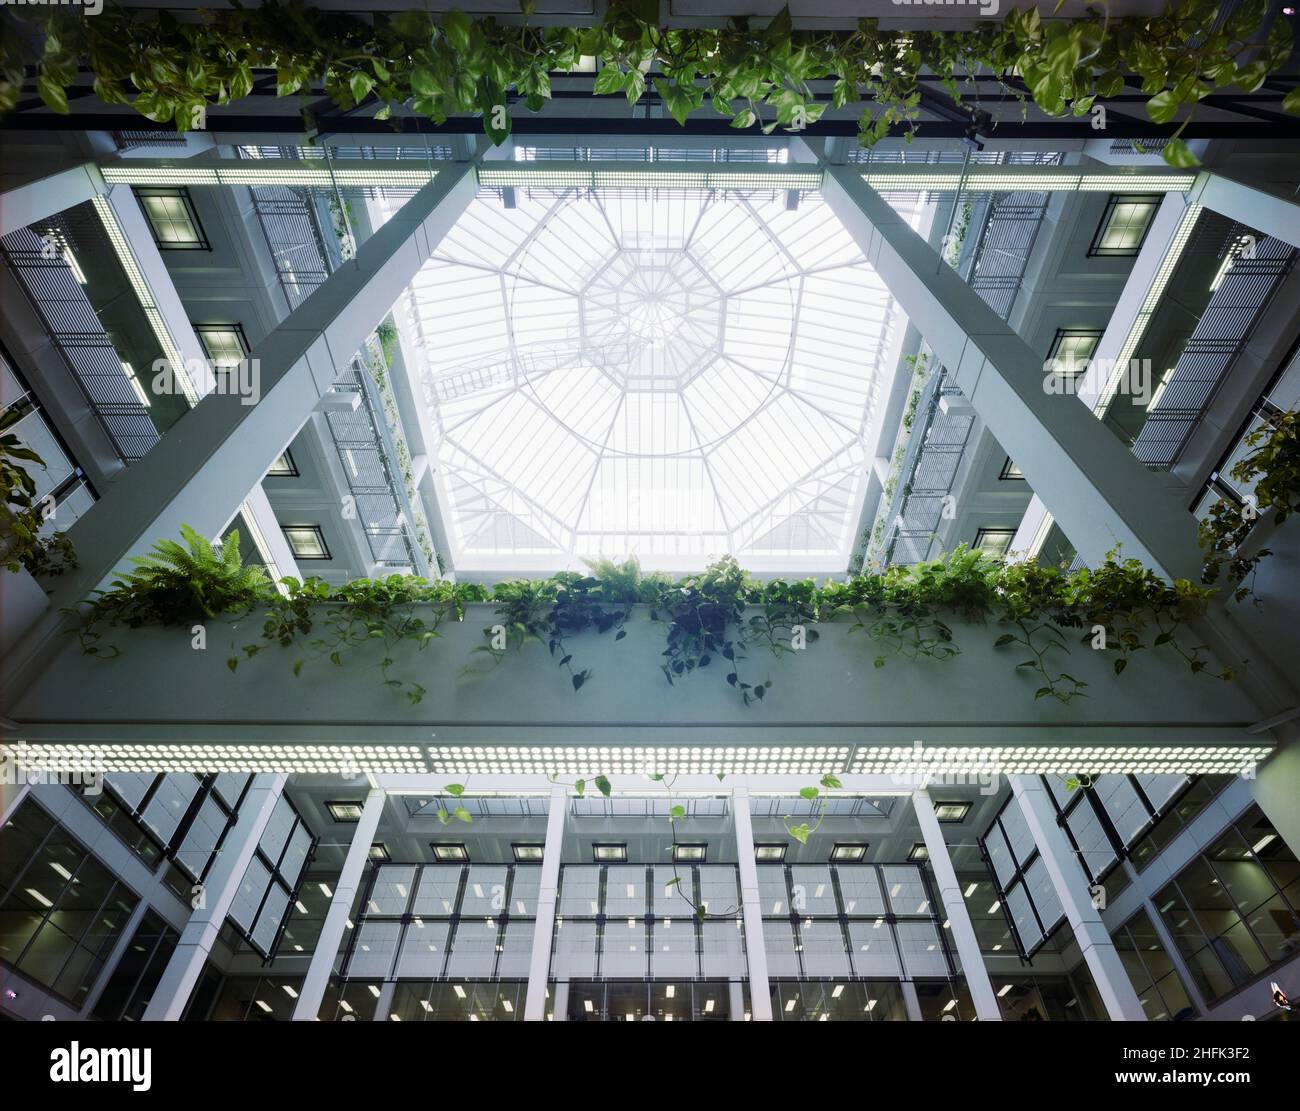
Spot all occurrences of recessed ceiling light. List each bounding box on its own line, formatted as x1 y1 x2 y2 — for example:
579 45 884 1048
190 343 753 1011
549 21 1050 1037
1252 833 1276 854
755 844 786 862
934 802 971 822
593 843 627 863
512 843 545 862
431 843 468 862
368 843 390 862
326 801 365 823
908 844 929 862
453 985 467 999
319 883 333 899
963 882 978 897
997 984 1013 998
673 844 706 863
831 843 867 862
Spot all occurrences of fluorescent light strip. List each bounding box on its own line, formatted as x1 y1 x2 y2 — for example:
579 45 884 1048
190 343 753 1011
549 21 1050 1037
478 167 823 191
1092 203 1203 416
860 169 1196 193
2 742 1270 776
101 165 439 189
92 196 199 407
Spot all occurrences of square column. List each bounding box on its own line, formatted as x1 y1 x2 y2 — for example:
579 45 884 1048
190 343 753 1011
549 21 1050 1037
523 784 567 1021
143 774 286 1021
731 786 773 1021
292 787 386 1021
821 162 1203 583
912 789 1001 1020
1010 776 1147 1021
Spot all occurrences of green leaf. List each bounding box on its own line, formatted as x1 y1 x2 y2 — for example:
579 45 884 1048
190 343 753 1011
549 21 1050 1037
436 807 450 824
1146 89 1180 124
820 774 842 790
594 64 624 96
1162 138 1200 168
574 778 585 796
453 806 473 823
664 876 681 888
788 823 811 845
993 633 1016 647
798 786 819 800
1113 657 1128 675
349 71 374 104
445 783 465 796
594 774 612 797
669 804 686 819
37 75 69 114
226 657 238 673
443 10 473 53
1284 86 1300 116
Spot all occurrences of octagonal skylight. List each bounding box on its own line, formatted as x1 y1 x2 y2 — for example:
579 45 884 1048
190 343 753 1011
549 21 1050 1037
393 185 914 573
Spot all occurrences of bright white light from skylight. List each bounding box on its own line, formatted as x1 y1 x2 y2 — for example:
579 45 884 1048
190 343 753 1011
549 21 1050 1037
387 184 911 572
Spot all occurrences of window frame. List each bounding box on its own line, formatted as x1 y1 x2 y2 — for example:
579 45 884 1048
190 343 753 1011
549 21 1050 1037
134 186 211 251
1088 193 1162 257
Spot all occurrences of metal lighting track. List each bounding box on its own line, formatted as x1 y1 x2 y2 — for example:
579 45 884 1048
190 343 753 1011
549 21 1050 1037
477 160 825 190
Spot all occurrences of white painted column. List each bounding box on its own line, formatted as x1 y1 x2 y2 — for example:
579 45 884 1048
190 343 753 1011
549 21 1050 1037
1250 737 1300 861
821 162 1203 583
1010 775 1147 1021
912 789 1001 1020
523 784 567 1021
0 163 107 237
732 786 773 1021
142 774 286 1021
292 787 385 1021
2 162 478 703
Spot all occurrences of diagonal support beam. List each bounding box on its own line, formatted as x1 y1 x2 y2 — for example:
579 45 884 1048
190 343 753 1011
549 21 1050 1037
1 161 477 705
822 163 1203 582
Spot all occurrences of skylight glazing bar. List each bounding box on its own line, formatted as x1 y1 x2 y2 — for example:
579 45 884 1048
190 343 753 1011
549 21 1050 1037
478 163 823 191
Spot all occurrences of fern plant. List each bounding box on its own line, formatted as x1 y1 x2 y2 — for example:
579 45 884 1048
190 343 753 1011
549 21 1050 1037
70 524 270 657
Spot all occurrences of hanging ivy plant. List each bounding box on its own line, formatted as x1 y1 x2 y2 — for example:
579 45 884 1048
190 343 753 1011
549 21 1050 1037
70 525 1235 710
1200 409 1300 602
1 409 77 579
2 0 1295 168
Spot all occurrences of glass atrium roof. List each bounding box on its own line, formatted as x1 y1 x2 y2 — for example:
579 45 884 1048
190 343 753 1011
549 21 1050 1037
386 185 915 573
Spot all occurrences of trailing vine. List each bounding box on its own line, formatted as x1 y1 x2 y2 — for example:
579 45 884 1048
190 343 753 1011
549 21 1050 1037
1200 409 1300 603
2 1 1295 168
1 409 77 579
69 527 1234 710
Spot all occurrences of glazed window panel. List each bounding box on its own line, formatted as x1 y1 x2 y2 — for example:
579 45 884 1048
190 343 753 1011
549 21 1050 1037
847 919 902 978
498 920 535 979
174 796 227 881
250 883 289 954
789 865 838 915
650 918 699 978
444 918 501 978
349 920 401 979
367 865 416 916
1023 857 1064 935
412 865 461 916
700 918 746 978
139 775 201 844
880 865 931 917
552 920 598 979
460 866 509 917
557 866 600 917
604 865 647 917
894 920 948 977
758 866 790 914
394 919 449 978
228 857 271 932
762 919 801 977
1095 776 1151 844
1065 800 1117 881
1005 883 1042 952
601 918 647 978
697 865 740 915
798 918 851 977
508 867 541 916
836 865 887 916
